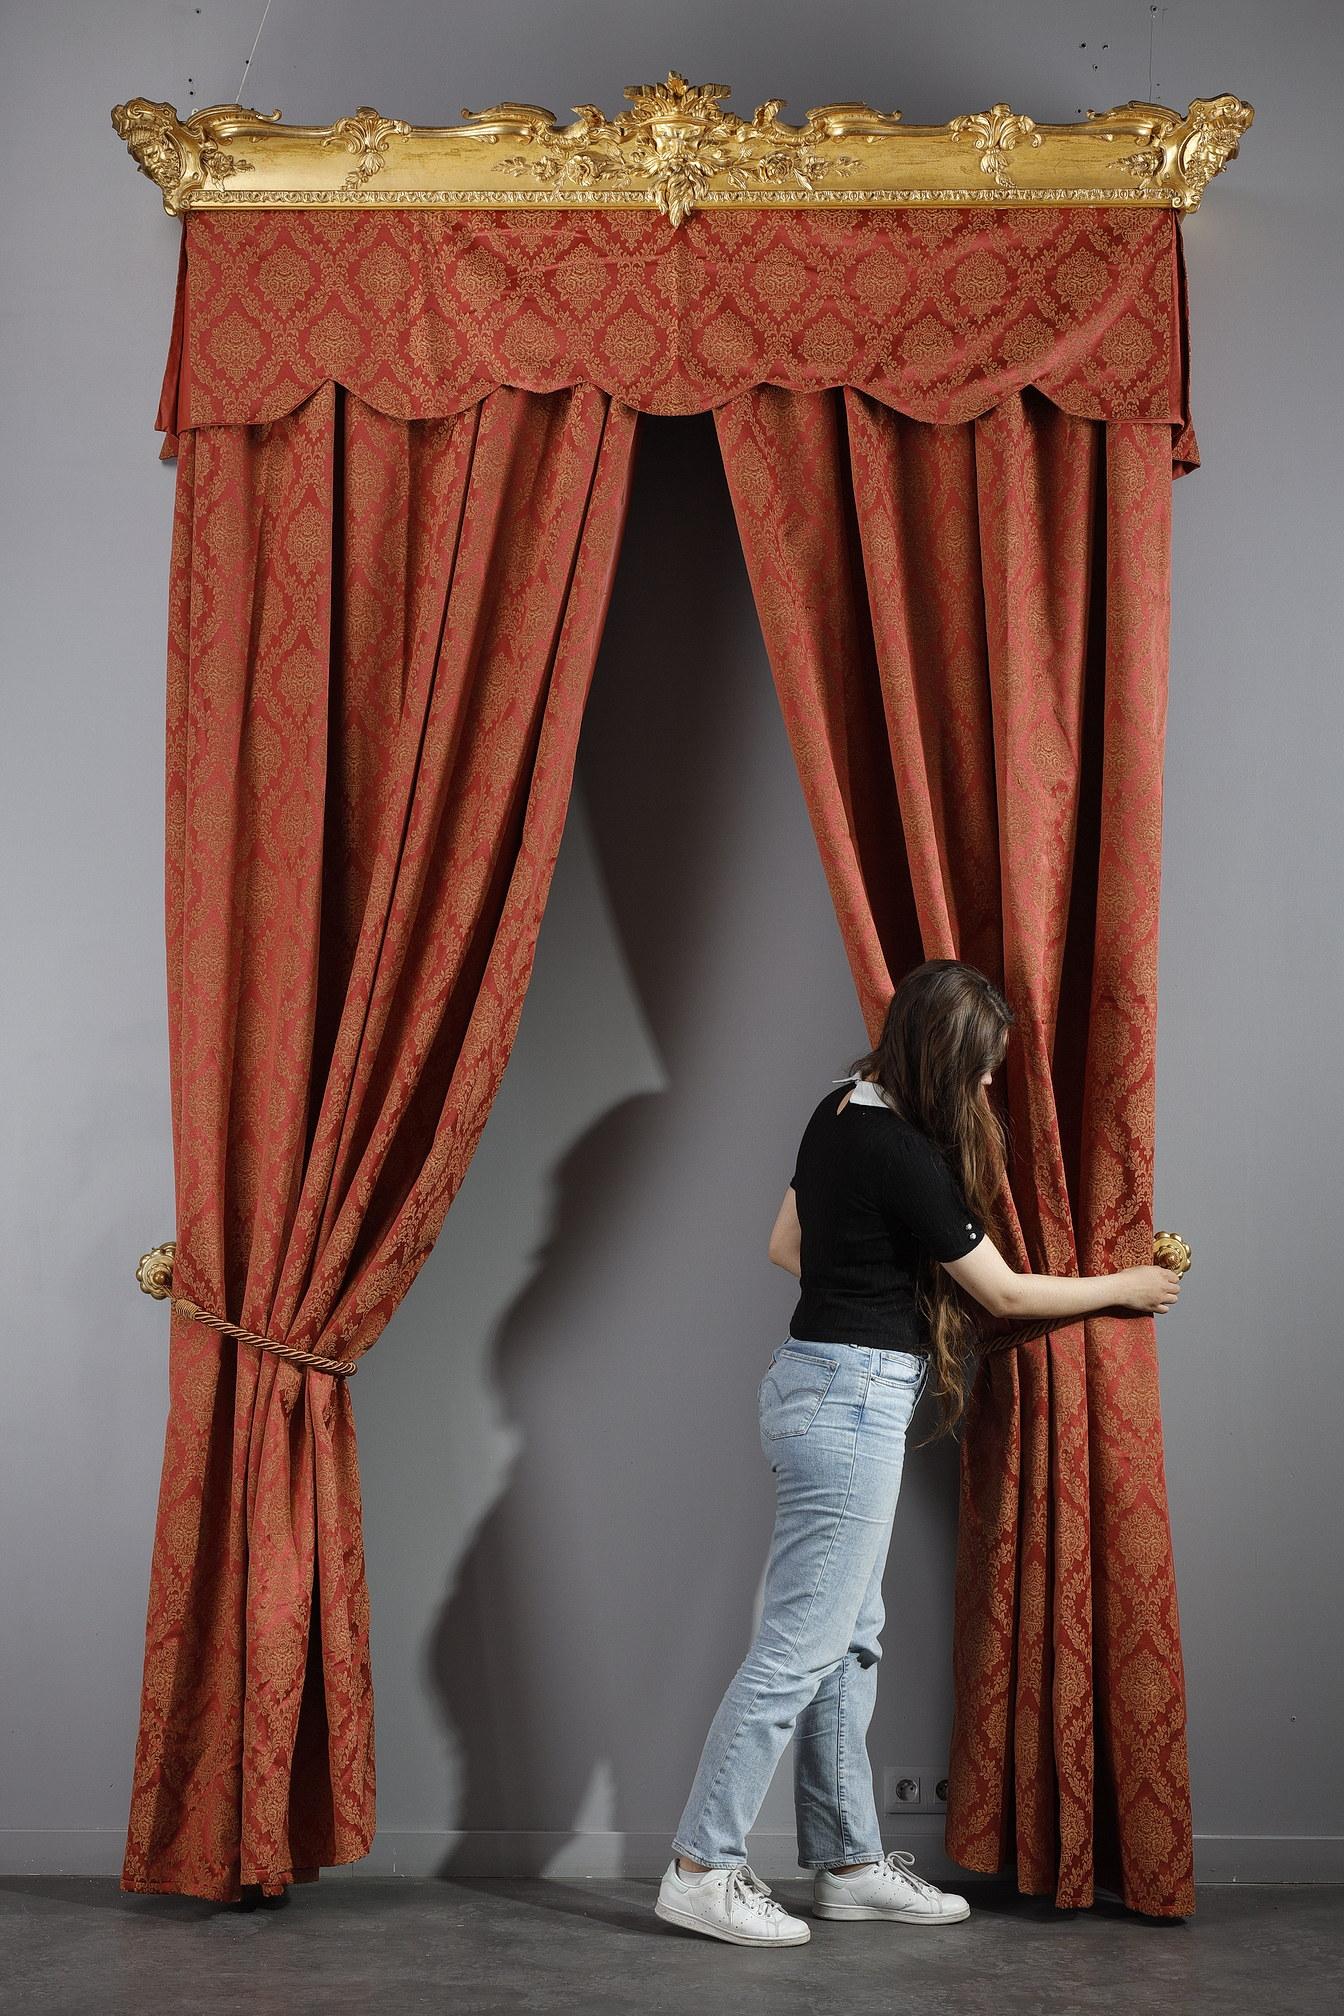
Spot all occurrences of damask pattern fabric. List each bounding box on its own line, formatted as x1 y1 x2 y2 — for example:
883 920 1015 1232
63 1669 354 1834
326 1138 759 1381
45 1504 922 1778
716 383 1194 1916
127 204 1199 1910
122 380 638 1899
155 209 1198 466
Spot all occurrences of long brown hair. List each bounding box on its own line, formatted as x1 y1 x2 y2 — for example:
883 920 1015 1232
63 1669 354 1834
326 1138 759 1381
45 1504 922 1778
848 959 1015 1442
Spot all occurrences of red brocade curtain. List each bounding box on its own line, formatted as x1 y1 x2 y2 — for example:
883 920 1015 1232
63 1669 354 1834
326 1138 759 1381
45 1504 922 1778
126 203 1201 1907
123 379 636 1898
715 383 1194 1915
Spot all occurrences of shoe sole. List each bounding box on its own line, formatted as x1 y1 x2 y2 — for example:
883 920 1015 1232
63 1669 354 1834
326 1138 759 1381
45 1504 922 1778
812 1899 971 1923
654 1897 811 1945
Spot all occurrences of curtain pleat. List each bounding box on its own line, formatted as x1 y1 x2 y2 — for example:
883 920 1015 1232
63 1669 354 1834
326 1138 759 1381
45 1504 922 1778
123 382 638 1900
715 384 1194 1916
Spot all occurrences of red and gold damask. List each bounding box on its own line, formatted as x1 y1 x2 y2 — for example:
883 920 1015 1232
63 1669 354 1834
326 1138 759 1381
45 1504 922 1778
156 208 1197 463
127 201 1197 1912
717 383 1193 1915
123 381 637 1898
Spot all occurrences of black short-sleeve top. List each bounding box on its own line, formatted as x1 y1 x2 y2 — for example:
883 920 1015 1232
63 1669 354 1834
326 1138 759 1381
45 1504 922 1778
786 1073 985 1353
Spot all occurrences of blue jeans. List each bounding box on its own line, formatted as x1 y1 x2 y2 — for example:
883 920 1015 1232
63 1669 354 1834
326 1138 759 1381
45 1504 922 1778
672 1335 930 1870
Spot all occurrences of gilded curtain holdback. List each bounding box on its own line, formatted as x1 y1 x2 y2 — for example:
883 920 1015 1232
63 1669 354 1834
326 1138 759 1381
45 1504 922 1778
136 1241 356 1378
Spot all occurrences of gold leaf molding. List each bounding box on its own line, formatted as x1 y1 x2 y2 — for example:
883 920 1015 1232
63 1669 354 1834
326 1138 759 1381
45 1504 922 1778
111 76 1252 219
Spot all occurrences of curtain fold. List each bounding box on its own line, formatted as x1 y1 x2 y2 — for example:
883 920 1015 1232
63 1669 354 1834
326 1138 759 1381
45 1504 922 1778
123 380 638 1900
715 383 1194 1916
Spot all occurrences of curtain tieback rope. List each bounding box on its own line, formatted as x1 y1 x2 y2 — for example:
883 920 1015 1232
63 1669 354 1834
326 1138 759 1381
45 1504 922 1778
136 1242 356 1377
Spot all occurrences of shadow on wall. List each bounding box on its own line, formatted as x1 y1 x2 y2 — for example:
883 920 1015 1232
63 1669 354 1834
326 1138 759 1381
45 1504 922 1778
431 410 789 1875
424 409 957 1876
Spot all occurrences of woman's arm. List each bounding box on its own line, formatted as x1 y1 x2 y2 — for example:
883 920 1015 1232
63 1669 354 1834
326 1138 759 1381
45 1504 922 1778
940 1231 1182 1327
766 1187 1181 1334
768 1186 802 1279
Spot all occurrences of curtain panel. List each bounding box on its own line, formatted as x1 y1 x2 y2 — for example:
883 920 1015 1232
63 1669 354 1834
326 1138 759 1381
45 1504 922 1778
127 200 1197 1909
123 379 637 1898
715 382 1192 1915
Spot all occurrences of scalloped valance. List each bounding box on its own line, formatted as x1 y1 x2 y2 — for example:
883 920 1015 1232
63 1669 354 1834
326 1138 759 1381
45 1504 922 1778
154 206 1199 470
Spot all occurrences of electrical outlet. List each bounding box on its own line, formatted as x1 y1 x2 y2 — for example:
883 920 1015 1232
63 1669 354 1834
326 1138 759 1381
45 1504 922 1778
882 1767 947 1815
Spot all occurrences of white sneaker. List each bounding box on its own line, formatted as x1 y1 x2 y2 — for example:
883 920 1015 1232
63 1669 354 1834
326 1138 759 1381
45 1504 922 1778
655 1858 811 1945
812 1848 970 1923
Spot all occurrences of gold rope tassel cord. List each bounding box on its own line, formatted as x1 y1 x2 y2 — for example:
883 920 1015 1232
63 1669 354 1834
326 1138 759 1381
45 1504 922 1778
136 1242 356 1377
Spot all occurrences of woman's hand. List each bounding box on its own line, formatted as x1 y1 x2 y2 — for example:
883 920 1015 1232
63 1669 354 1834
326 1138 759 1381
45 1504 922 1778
1113 1264 1183 1314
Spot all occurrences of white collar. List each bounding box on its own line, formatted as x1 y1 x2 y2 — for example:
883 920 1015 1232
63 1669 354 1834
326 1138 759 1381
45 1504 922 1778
832 1071 894 1110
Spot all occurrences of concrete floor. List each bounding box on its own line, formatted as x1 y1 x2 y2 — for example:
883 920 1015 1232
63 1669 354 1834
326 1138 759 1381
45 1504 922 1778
1 1875 1340 2015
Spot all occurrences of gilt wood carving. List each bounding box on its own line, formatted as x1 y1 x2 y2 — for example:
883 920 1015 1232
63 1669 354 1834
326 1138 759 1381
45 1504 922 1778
112 74 1252 222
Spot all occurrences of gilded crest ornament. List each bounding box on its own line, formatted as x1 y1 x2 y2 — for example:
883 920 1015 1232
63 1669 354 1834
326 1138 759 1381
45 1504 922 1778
468 71 867 227
946 104 1043 188
322 107 412 190
1088 95 1256 210
110 99 261 213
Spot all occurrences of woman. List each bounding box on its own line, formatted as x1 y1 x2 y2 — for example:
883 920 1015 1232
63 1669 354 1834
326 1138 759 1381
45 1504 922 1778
654 958 1182 1948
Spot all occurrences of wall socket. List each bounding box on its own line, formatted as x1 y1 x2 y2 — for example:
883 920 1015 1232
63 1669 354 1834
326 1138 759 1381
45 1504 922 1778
882 1767 949 1815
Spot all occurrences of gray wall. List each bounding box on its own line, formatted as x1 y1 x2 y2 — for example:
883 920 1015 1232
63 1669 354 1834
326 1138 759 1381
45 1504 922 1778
2 0 1339 1882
